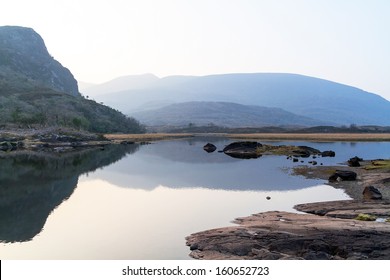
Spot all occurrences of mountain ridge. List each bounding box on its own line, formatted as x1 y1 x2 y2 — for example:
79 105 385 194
132 101 332 128
83 73 390 126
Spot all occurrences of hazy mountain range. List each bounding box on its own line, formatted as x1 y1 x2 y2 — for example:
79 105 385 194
131 101 331 127
82 73 390 127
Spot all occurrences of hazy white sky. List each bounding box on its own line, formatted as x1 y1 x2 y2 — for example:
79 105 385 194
1 0 390 100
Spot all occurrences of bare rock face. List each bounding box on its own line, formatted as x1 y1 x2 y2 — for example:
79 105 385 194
0 26 79 96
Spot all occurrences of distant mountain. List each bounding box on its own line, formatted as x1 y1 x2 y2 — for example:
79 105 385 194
0 26 79 96
87 73 390 126
133 101 331 127
0 26 144 133
82 73 159 96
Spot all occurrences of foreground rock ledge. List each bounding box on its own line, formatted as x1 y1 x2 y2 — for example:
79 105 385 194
186 201 390 260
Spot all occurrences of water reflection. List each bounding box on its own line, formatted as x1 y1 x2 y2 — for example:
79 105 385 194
1 138 389 259
89 138 326 191
0 181 350 259
0 144 138 243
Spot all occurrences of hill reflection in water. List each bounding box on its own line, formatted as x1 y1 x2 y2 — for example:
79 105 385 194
2 137 380 259
88 137 326 191
0 144 139 243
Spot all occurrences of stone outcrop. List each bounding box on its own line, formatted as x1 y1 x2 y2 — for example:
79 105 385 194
328 170 357 182
186 201 390 260
221 141 322 159
223 141 262 159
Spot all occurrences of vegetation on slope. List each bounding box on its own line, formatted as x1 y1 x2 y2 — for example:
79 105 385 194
0 87 145 133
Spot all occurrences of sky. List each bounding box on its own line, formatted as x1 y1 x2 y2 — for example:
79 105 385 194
1 0 390 100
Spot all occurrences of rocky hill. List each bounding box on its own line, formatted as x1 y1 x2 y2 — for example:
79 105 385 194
0 26 144 133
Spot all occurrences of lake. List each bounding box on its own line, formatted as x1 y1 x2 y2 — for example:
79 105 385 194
1 137 390 259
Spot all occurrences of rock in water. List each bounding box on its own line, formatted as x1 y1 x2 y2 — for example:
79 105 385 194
203 143 217 153
321 150 336 157
223 141 262 159
348 156 363 167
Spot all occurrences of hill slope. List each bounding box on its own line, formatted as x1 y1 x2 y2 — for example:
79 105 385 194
132 101 331 127
0 26 144 133
85 73 390 126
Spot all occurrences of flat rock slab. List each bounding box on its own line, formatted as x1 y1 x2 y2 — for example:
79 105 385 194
295 200 390 219
186 210 390 260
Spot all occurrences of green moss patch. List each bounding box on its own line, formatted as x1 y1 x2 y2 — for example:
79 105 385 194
355 213 377 221
365 160 390 170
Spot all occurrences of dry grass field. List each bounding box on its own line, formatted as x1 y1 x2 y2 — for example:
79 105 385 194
104 133 194 142
104 132 390 142
226 133 390 142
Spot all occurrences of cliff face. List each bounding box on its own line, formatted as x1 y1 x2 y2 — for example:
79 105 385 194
0 26 79 96
0 26 145 133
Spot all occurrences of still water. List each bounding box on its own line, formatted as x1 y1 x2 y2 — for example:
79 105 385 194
1 137 389 259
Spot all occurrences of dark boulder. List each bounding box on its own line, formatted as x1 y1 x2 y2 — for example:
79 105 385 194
329 170 357 182
363 186 382 200
203 143 217 153
322 150 336 157
298 146 321 154
348 156 363 167
292 146 320 158
223 141 262 159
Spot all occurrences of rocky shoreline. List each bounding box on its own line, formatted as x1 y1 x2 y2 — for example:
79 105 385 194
0 129 197 155
187 142 390 260
0 128 111 153
186 203 390 260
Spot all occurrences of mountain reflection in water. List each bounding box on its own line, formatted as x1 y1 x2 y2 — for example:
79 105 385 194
87 138 326 191
2 137 389 259
0 144 139 243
